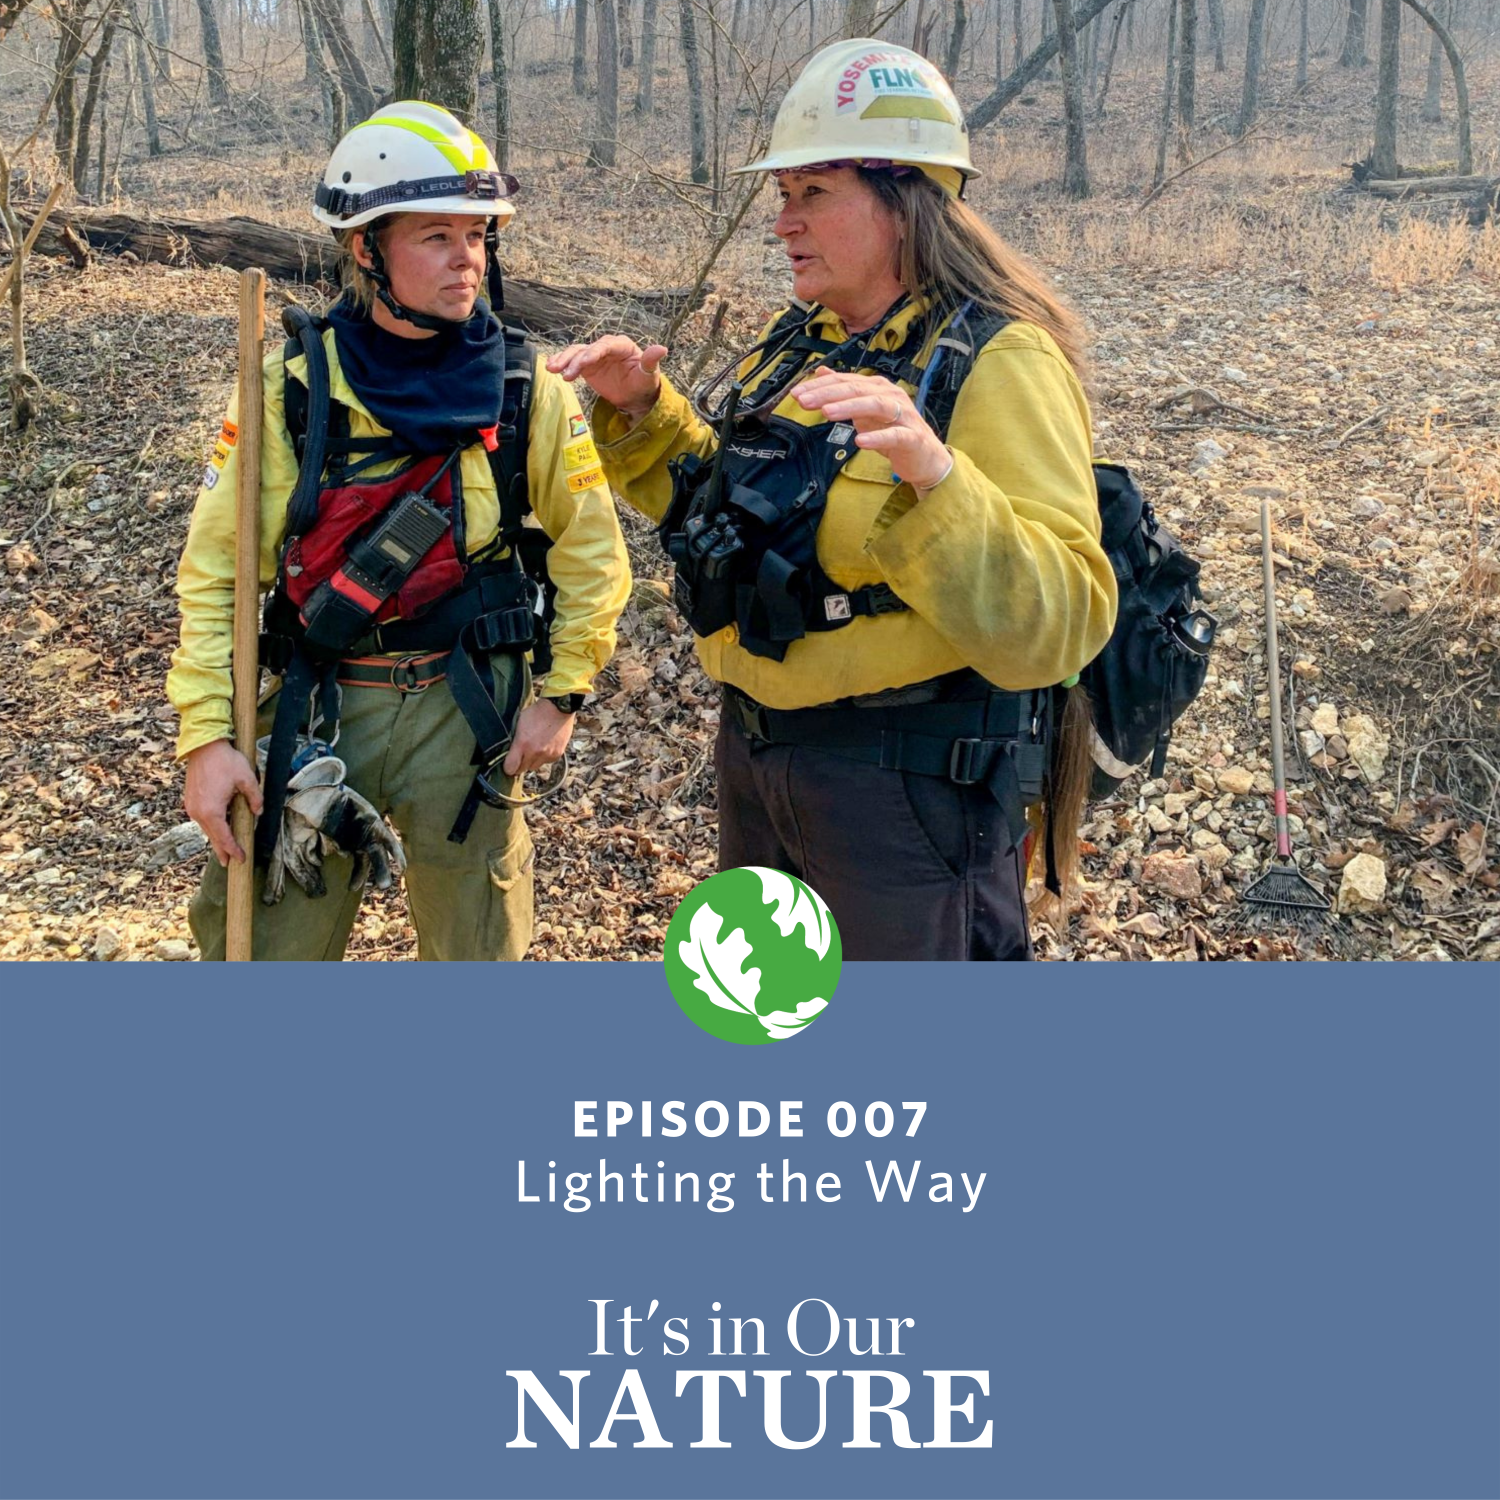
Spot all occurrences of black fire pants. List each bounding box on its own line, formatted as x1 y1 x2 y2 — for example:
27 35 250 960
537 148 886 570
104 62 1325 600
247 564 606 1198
715 715 1033 962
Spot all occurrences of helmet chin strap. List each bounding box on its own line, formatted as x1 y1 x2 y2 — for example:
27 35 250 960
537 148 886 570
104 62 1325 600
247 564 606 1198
361 222 503 332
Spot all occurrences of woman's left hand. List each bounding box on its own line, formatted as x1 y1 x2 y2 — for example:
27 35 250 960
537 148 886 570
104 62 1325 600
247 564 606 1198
791 369 954 492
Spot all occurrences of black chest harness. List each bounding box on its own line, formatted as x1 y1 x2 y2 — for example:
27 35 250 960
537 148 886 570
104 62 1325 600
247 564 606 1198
663 299 1053 864
256 306 550 861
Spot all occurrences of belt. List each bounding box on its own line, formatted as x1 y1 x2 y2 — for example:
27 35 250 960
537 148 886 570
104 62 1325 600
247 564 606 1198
724 681 1049 849
336 651 450 692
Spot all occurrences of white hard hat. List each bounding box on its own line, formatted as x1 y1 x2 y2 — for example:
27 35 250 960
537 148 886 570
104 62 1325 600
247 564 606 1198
735 39 975 195
313 100 515 230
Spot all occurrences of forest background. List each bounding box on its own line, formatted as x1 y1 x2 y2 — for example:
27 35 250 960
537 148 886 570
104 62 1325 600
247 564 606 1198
0 0 1496 960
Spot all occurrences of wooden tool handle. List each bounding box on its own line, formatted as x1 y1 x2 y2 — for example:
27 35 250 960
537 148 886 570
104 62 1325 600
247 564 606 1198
226 268 266 962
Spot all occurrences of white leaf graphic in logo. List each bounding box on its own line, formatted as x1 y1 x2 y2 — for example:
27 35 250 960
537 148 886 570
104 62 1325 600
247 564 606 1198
679 903 762 1017
761 999 828 1039
754 867 833 959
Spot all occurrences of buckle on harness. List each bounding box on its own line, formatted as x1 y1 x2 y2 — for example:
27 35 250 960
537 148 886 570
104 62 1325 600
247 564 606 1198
389 654 434 693
949 737 997 786
472 605 535 653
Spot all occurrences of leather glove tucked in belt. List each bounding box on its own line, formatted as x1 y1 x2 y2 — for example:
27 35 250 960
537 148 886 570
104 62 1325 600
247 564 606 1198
261 752 407 906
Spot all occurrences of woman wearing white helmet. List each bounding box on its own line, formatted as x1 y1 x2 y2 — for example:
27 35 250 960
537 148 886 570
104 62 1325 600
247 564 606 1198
170 102 631 960
552 42 1115 961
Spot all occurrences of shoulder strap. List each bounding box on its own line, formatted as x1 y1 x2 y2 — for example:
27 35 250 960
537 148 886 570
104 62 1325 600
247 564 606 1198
491 323 536 549
280 305 332 539
917 304 1013 441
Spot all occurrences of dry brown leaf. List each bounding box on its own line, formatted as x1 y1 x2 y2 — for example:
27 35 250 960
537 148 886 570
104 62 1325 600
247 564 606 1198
1455 824 1489 878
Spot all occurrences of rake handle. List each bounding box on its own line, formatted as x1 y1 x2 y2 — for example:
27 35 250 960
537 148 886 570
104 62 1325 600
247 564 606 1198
1259 498 1293 860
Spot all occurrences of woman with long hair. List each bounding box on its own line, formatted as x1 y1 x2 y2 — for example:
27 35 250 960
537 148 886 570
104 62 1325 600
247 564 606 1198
551 41 1116 960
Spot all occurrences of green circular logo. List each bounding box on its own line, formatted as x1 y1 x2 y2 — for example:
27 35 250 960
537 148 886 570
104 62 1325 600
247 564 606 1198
664 867 842 1044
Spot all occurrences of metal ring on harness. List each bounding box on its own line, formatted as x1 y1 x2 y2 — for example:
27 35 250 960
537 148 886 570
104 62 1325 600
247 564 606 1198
474 752 570 809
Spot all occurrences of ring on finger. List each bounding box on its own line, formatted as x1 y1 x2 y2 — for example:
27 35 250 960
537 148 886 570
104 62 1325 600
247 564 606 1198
888 397 901 425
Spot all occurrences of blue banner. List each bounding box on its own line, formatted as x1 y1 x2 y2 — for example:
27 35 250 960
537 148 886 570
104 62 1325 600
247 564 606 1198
1 967 1497 1499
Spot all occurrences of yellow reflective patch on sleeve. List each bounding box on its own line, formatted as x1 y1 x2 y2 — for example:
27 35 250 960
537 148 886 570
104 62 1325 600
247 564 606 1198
563 438 600 470
566 465 606 493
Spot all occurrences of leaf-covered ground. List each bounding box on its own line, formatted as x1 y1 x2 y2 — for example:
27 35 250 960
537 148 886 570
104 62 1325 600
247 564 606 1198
2 59 1497 961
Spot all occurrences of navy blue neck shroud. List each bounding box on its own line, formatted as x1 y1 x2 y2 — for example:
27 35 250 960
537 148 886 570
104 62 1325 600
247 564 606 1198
325 297 507 456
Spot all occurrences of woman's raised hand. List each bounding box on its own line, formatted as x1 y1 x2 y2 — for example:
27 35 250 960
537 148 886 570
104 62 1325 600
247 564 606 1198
792 368 955 493
546 336 668 419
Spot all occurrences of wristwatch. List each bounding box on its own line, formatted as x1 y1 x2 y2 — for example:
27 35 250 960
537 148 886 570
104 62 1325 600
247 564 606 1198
543 692 587 715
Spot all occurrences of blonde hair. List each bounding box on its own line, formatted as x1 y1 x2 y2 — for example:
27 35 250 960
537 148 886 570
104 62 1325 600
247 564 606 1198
860 167 1087 374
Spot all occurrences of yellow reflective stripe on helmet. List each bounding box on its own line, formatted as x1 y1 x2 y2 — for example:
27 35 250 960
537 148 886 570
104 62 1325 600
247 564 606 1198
351 113 479 173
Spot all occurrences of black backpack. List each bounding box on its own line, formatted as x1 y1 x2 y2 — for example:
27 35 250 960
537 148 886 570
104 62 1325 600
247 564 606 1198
922 310 1216 798
1081 464 1216 794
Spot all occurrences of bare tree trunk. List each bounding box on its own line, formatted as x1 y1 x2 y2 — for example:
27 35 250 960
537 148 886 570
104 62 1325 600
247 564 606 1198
359 0 392 73
635 0 657 111
1370 0 1399 175
1339 0 1369 65
1296 0 1309 86
486 0 510 167
1052 0 1089 195
1011 0 1023 69
195 0 231 107
1419 0 1443 118
53 0 91 178
393 0 482 118
572 0 588 91
619 0 634 63
1402 0 1470 171
129 1 161 154
300 0 342 136
149 0 171 77
312 0 377 118
845 0 877 30
1205 0 1224 69
1153 0 1178 187
1176 0 1195 149
679 0 708 184
1093 0 1129 117
75 6 121 194
1237 0 1268 135
589 0 619 164
945 0 967 73
298 0 321 81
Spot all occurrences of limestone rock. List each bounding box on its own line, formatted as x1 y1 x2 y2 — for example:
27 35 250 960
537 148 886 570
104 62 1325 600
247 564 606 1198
93 927 123 961
1142 852 1204 901
1342 715 1390 782
1310 702 1340 738
143 822 209 869
153 938 193 961
1217 767 1255 796
1337 853 1387 913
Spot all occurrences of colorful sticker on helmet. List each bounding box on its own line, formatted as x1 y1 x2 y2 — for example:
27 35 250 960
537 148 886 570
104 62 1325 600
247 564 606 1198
568 413 590 439
834 51 955 125
566 465 605 493
563 438 600 470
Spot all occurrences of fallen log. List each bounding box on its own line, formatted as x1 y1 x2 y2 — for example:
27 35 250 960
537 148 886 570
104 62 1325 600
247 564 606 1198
13 206 705 338
1361 174 1496 197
